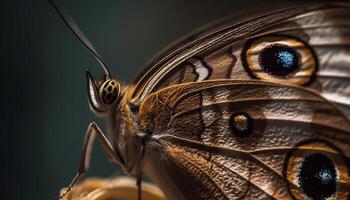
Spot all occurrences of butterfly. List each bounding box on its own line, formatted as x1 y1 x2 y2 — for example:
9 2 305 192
51 1 350 200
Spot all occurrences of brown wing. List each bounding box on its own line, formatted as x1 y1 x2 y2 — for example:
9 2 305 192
138 80 350 200
130 2 350 120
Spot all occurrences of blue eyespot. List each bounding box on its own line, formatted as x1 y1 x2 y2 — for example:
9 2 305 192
315 168 333 185
276 50 295 69
299 153 337 200
259 45 299 76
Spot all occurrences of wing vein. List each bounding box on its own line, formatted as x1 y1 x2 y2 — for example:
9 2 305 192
158 134 302 195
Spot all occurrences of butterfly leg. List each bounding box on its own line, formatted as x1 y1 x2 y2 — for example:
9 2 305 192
58 122 124 199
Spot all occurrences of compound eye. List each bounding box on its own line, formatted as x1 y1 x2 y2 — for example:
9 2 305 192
242 35 317 85
285 141 350 200
99 79 121 105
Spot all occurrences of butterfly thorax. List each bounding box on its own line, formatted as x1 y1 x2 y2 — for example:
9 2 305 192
113 88 184 199
111 86 148 175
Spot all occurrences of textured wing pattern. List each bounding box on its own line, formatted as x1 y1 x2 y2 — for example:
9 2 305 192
128 2 350 200
139 80 350 199
131 3 350 120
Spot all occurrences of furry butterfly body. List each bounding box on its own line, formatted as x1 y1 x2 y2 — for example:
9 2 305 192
52 1 350 200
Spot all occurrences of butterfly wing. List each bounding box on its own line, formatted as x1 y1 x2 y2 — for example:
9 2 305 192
127 2 350 200
130 2 350 120
138 80 350 200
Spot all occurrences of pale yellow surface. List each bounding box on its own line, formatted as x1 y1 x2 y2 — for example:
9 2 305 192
60 176 166 200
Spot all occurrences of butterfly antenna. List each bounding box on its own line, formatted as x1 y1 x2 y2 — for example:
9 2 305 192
48 0 111 79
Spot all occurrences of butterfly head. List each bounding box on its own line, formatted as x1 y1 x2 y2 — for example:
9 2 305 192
86 70 123 115
86 70 144 173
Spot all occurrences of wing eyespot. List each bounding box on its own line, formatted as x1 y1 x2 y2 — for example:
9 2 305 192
241 35 317 85
229 112 253 137
284 140 350 200
259 44 300 77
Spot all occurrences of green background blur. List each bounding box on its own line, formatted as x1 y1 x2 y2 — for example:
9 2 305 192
2 0 329 199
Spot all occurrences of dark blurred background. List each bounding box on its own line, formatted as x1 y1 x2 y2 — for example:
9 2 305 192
1 0 330 199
